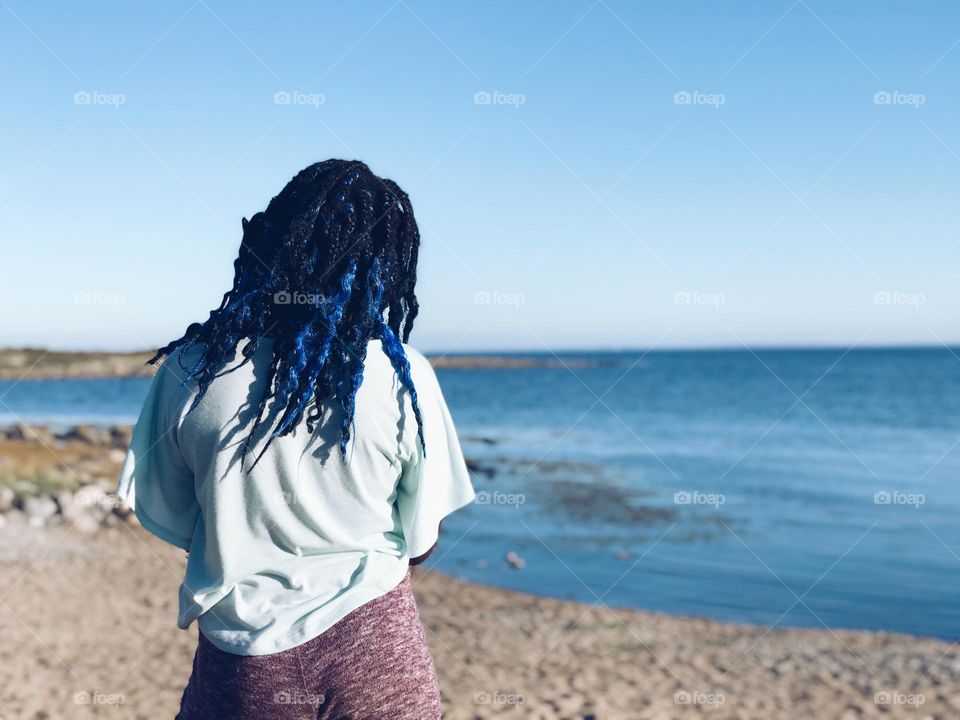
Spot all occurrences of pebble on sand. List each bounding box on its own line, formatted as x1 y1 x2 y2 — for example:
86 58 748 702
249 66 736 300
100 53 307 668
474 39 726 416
24 496 58 526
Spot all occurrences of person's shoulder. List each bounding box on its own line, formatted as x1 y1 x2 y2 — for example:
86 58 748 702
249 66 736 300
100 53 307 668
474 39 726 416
401 344 447 402
154 345 202 387
400 343 429 368
400 343 437 382
147 346 204 421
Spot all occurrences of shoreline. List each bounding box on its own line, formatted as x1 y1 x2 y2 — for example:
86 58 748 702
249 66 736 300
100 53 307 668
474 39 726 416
427 561 955 649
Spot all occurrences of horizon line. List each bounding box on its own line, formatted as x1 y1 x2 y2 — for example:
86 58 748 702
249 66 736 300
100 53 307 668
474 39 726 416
2 342 959 355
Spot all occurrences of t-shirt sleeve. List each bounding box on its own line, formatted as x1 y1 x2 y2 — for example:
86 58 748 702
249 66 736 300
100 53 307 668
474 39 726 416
395 354 475 558
116 364 200 551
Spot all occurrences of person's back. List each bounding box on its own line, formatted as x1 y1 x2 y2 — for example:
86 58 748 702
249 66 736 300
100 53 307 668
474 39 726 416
117 160 474 719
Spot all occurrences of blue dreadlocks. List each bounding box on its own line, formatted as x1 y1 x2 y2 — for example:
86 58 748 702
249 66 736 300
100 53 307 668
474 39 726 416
149 159 424 462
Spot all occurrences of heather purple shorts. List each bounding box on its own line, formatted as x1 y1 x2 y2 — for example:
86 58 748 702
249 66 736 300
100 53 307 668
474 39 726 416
176 572 442 720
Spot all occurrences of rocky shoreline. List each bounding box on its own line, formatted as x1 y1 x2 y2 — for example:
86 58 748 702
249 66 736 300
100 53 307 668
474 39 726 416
0 349 156 379
0 423 134 533
0 348 605 380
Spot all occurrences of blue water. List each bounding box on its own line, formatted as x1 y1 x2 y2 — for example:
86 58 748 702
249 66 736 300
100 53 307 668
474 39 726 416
2 348 959 640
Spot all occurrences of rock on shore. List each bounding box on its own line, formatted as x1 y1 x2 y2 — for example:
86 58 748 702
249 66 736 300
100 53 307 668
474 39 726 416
0 423 134 533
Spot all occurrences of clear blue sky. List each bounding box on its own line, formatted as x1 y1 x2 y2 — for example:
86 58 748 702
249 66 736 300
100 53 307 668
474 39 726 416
1 1 958 352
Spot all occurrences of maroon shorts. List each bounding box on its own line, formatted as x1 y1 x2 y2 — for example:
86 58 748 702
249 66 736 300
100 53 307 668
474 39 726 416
176 572 442 720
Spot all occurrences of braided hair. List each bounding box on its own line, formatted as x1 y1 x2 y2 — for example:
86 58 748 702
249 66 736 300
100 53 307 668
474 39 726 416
150 159 425 463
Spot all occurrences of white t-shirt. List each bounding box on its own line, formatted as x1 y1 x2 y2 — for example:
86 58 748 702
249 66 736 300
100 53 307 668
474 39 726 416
116 339 475 656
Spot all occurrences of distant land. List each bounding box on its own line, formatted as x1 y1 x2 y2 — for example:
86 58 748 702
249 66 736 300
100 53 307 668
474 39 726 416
0 348 602 380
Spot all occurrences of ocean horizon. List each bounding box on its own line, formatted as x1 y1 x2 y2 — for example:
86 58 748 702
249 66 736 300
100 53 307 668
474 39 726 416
6 342 960 355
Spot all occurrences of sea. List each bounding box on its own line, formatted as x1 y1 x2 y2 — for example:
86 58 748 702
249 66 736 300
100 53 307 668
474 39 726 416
2 347 958 640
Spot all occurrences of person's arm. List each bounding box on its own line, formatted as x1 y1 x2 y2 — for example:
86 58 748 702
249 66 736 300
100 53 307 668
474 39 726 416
395 351 475 565
116 362 199 551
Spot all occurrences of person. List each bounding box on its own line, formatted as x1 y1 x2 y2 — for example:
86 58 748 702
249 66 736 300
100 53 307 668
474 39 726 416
117 159 475 719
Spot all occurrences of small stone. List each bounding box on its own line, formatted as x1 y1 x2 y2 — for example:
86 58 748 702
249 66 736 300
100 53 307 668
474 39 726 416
70 511 101 534
112 500 133 520
109 425 133 449
55 490 76 514
92 479 115 494
60 424 107 445
505 551 525 569
5 423 55 445
96 492 118 514
0 485 14 511
73 485 116 520
104 511 134 528
24 496 57 525
56 491 98 533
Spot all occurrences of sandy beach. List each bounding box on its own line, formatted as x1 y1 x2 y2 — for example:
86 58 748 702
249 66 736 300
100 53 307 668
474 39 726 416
0 426 958 719
2 523 959 720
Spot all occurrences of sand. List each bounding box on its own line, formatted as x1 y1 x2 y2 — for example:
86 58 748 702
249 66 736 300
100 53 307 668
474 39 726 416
0 521 958 720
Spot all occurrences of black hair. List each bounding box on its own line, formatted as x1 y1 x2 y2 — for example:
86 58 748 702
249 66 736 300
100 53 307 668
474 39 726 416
150 159 424 463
